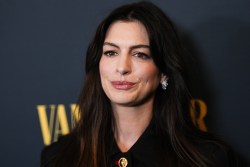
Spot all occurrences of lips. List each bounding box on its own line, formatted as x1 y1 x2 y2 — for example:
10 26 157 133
111 81 136 90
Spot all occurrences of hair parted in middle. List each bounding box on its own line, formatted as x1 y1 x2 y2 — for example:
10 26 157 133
55 2 220 167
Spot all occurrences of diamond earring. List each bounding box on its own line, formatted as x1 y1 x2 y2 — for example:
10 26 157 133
161 79 168 90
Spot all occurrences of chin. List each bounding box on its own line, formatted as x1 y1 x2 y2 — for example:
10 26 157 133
111 99 137 106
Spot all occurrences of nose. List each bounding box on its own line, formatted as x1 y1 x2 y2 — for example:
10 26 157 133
116 53 131 75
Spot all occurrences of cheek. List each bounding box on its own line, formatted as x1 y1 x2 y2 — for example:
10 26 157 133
138 65 161 84
99 58 109 79
99 58 115 92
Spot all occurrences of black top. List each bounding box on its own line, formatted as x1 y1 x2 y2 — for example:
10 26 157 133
107 121 178 167
41 121 238 167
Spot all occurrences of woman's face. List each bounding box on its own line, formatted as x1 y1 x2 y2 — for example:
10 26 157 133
99 21 165 107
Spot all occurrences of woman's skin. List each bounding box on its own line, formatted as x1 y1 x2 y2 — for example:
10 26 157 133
99 21 167 152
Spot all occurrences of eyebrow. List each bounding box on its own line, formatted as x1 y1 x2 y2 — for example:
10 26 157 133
103 42 150 50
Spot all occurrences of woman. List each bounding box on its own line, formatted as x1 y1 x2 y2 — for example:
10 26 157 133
41 1 237 167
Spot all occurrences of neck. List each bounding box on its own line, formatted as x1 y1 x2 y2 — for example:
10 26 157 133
112 100 153 152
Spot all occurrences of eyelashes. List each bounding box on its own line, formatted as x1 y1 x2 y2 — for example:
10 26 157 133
133 52 151 60
103 50 118 57
103 50 151 60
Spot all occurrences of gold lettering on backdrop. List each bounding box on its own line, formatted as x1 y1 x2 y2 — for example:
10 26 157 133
37 104 79 145
53 104 70 142
38 100 207 145
70 104 80 127
190 99 208 131
37 105 56 145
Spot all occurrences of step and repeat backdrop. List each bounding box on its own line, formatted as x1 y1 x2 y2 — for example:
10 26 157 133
1 0 250 166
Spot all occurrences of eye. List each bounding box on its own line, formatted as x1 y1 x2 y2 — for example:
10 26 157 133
103 50 118 57
133 52 151 60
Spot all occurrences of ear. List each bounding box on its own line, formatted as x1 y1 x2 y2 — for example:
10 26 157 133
160 73 168 83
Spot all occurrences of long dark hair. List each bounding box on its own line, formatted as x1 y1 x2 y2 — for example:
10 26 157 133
53 1 222 167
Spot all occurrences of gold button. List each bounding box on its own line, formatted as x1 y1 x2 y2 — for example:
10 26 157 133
118 157 128 167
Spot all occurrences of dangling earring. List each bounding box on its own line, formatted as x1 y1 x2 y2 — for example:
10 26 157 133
161 79 168 90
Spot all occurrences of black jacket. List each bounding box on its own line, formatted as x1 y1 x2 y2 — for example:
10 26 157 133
41 122 238 167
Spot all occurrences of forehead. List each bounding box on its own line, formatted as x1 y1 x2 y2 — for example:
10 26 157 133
104 21 149 45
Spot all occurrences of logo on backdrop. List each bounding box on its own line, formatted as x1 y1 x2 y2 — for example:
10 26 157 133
37 99 207 145
37 104 80 145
